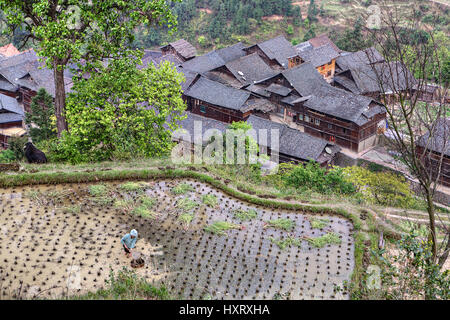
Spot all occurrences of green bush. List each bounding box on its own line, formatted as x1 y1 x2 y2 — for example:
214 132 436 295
74 267 170 300
0 149 16 163
371 232 450 300
342 166 415 208
7 135 28 161
280 161 355 195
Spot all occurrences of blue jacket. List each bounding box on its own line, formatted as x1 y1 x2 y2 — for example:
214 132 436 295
121 233 137 249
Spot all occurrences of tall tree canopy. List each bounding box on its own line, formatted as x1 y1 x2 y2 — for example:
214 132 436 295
53 58 187 164
0 0 179 136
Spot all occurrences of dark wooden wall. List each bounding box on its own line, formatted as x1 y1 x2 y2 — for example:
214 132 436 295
185 96 248 123
416 145 450 187
295 105 386 152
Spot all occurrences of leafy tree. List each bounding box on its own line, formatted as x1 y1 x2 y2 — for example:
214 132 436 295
307 0 319 23
292 6 303 27
224 121 259 165
303 24 317 42
0 0 179 136
52 58 187 163
25 88 57 144
333 16 368 51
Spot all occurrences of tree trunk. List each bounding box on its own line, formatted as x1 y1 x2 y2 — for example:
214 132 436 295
425 189 438 263
53 61 68 137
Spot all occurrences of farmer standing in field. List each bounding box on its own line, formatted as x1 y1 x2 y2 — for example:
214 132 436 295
121 229 138 258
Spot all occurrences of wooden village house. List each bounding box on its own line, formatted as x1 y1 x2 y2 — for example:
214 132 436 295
416 118 450 187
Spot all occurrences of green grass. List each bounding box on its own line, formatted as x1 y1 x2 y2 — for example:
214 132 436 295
114 199 135 211
62 204 82 214
172 183 194 195
201 194 218 207
204 221 242 236
118 181 148 193
234 208 258 221
139 195 156 209
176 197 199 212
89 196 114 206
269 236 302 250
88 184 108 197
132 205 158 219
304 232 342 248
265 218 295 232
178 212 194 227
310 217 330 229
71 267 170 300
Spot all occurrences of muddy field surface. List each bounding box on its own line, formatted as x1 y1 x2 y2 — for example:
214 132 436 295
0 179 355 299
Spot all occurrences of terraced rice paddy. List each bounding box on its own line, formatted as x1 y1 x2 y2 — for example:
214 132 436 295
0 179 355 299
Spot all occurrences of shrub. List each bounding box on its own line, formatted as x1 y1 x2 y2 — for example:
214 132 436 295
369 232 450 300
280 161 355 195
75 267 170 300
197 35 207 47
0 149 16 163
25 88 57 144
7 135 28 161
342 166 415 208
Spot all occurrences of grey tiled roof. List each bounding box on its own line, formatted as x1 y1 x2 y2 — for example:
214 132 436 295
162 39 197 60
184 76 250 111
294 41 313 53
181 43 246 74
266 83 292 97
143 50 163 60
417 118 450 157
254 36 298 68
341 61 416 94
241 98 277 113
216 42 246 63
282 62 328 97
175 66 199 92
336 47 384 72
245 84 271 98
175 111 228 144
181 52 226 74
0 49 37 70
225 53 278 86
0 93 23 115
334 74 361 94
246 115 333 161
0 112 23 124
307 34 342 53
296 44 339 68
280 94 301 106
0 49 73 97
304 85 383 125
153 54 183 66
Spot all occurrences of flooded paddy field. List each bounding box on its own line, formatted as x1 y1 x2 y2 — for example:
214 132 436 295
0 179 355 299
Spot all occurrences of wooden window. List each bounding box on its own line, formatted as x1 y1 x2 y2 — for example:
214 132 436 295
298 114 304 121
315 119 320 125
328 123 333 129
305 115 310 122
343 128 347 134
327 71 332 77
200 105 206 113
